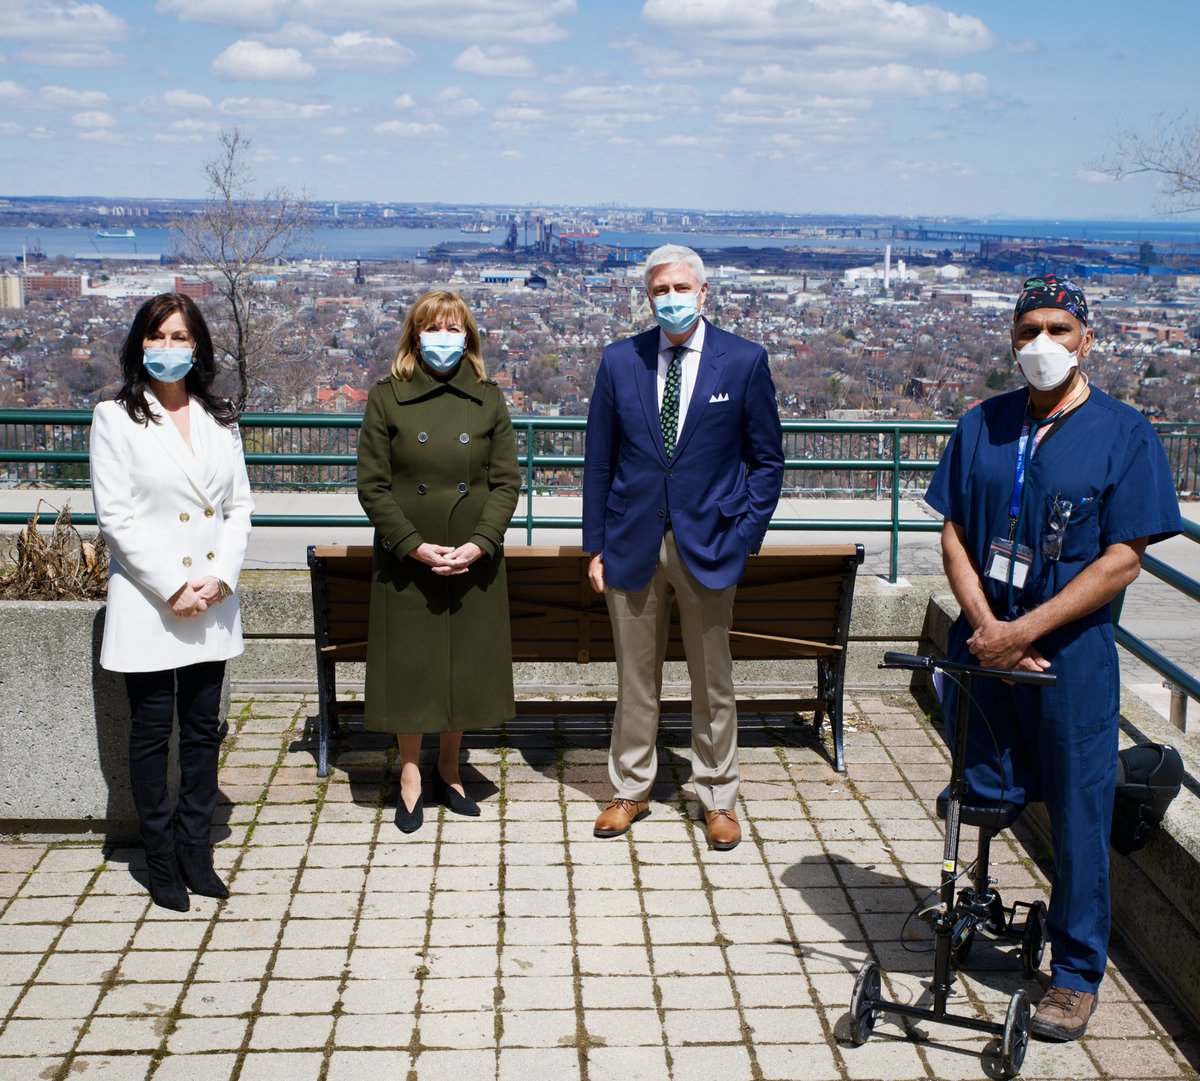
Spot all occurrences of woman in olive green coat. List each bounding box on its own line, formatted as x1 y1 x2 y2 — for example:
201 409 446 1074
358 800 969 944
357 290 520 833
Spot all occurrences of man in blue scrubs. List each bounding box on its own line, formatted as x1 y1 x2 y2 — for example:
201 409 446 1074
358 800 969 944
926 274 1182 1041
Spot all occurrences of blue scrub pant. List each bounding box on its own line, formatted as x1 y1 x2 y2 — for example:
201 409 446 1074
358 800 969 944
944 615 1119 993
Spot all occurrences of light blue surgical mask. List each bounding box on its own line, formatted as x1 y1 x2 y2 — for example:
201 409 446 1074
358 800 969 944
652 292 700 336
143 346 194 383
420 332 466 372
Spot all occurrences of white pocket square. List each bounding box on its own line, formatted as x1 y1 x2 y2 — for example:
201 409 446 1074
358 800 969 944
709 392 730 403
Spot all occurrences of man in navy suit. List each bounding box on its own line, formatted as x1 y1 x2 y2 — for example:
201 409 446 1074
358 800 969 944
583 245 784 849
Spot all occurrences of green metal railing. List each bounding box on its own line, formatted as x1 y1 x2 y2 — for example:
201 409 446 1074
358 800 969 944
3 409 1199 579
0 409 959 582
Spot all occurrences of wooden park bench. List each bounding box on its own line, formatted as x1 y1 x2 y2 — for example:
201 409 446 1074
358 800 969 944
307 542 865 777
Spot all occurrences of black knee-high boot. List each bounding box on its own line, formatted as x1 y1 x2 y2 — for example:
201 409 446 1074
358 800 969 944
125 670 188 911
175 662 229 899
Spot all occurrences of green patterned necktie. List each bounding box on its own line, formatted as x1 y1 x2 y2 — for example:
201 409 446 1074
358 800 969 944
661 344 685 460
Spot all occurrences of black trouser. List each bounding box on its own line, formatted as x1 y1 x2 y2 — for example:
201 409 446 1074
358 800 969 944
124 661 227 855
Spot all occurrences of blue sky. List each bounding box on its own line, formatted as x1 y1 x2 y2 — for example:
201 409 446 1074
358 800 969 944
1 0 1196 219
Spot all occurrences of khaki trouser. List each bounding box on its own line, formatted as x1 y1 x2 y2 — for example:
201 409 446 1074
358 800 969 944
604 531 739 812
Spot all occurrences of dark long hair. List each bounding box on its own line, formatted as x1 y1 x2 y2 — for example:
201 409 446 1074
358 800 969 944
115 293 238 427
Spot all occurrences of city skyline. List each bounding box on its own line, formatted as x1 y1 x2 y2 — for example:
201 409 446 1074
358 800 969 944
1 0 1197 220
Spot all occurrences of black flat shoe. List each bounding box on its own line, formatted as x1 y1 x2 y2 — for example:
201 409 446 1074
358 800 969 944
145 851 189 912
395 789 424 833
432 766 480 817
177 844 229 899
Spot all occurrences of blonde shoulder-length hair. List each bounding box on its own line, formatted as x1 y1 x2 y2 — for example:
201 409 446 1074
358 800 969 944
391 289 487 382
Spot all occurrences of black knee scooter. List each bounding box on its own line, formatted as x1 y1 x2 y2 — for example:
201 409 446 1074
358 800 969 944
846 652 1056 1079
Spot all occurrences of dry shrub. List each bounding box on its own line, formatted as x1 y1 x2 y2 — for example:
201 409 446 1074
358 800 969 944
0 501 109 600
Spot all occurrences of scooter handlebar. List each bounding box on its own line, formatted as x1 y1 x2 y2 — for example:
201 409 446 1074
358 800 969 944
880 650 1057 687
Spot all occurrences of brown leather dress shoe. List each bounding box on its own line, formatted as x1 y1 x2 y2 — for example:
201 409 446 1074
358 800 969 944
1031 985 1097 1041
704 808 741 850
594 798 650 838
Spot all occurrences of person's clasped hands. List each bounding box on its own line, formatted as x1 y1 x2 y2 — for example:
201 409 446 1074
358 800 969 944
169 576 231 618
410 541 484 576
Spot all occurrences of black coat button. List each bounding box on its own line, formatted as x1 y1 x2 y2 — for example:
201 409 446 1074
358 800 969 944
457 482 468 494
459 433 469 443
417 484 427 494
657 509 664 518
418 432 428 443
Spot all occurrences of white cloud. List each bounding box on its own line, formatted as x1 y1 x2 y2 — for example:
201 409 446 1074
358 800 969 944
154 0 284 27
0 122 23 136
887 157 978 180
152 0 576 42
18 43 125 67
435 87 485 117
743 62 989 100
311 31 415 70
154 131 204 143
285 0 576 45
641 0 993 59
562 83 693 112
218 97 334 119
136 89 213 112
659 134 702 147
321 125 347 136
71 109 116 128
28 126 55 139
501 148 522 158
212 40 316 81
555 82 695 135
168 118 220 134
490 104 546 135
78 126 127 141
1076 169 1117 186
453 45 535 78
393 93 416 109
373 119 444 137
43 84 109 107
2 1 127 42
0 81 26 104
2 81 111 109
320 153 346 162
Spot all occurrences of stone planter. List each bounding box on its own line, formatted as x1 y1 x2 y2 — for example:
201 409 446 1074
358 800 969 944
0 600 178 841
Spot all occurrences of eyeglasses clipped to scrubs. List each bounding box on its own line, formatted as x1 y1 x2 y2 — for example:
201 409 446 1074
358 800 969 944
1041 494 1074 562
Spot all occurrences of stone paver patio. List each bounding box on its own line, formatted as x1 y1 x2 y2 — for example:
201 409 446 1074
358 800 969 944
1 692 1197 1081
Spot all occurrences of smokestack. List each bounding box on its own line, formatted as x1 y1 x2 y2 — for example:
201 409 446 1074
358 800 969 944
883 244 892 292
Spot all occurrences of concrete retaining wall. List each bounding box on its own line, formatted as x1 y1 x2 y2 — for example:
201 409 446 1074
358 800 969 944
0 601 223 841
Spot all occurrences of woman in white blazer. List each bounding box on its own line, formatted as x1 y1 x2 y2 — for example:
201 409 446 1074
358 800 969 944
90 293 253 911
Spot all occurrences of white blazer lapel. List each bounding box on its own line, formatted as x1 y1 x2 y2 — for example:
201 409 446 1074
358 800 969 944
144 389 212 506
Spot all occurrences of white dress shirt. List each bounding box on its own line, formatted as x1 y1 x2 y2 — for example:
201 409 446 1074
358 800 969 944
656 317 705 443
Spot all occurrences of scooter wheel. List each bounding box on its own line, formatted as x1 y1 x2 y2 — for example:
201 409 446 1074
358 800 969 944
1021 901 1048 979
849 960 882 1045
1000 988 1031 1079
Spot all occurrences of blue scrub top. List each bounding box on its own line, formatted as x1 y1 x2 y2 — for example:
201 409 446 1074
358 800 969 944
926 386 1182 622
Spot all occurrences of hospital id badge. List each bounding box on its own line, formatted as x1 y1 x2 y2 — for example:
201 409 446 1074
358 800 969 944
985 537 1032 589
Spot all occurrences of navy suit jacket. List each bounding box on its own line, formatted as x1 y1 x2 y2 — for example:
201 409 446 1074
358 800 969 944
583 319 785 591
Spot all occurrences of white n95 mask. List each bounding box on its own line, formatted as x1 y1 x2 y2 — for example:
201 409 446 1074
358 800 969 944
1014 333 1078 392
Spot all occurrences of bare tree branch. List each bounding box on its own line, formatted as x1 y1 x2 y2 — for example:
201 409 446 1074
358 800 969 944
1097 111 1200 215
171 128 311 410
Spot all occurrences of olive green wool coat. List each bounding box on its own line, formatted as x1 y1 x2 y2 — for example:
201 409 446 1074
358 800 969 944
356 363 520 733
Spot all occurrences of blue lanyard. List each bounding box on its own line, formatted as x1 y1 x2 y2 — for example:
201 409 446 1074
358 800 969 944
1003 382 1088 613
1008 415 1051 540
